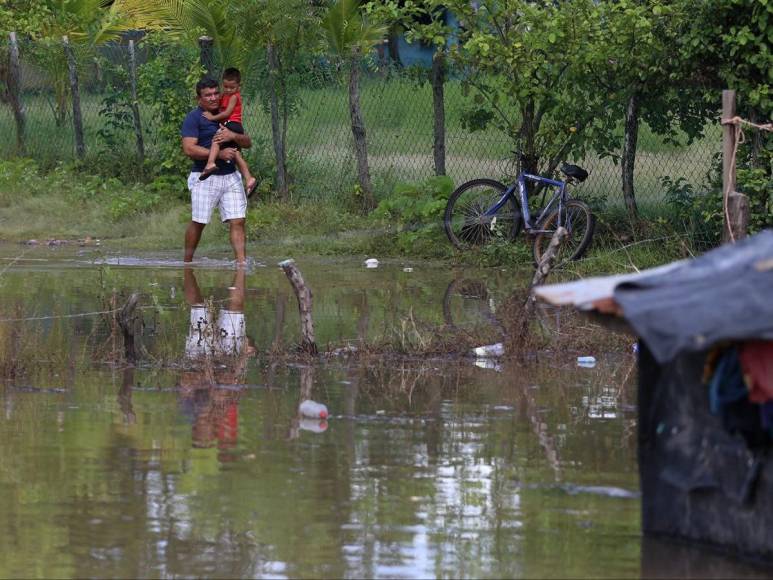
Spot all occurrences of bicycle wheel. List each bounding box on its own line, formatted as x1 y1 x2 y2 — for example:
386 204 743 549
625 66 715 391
532 199 595 265
444 179 522 250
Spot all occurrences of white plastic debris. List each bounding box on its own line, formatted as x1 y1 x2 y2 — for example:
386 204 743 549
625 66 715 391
364 258 379 269
299 418 328 433
475 358 502 371
330 345 358 356
632 342 639 354
471 343 504 358
299 400 329 419
577 356 597 368
403 267 413 272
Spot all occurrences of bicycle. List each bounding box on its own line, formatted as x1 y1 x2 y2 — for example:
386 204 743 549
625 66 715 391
443 162 596 265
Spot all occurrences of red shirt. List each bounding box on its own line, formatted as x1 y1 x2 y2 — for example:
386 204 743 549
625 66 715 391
220 91 242 124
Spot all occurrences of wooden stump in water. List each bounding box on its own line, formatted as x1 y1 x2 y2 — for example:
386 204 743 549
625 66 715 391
508 227 568 356
279 259 318 355
118 293 140 364
530 227 568 289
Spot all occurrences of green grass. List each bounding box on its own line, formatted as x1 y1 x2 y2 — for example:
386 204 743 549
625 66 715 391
0 75 720 208
0 157 715 274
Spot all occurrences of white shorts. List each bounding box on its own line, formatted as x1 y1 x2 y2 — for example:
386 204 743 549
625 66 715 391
185 305 246 358
188 171 247 224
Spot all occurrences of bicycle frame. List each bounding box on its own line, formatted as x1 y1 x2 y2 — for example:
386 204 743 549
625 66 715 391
484 173 568 232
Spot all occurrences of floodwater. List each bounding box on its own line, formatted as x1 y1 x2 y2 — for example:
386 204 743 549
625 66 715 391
0 244 764 578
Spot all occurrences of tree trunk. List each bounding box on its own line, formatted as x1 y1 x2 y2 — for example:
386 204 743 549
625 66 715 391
280 55 291 193
431 48 446 176
621 92 640 220
7 32 26 155
127 40 145 166
519 99 539 176
198 36 215 78
63 36 85 159
267 43 289 198
348 52 374 212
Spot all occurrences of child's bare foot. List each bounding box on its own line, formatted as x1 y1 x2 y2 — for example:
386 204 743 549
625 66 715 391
198 164 217 181
246 177 258 198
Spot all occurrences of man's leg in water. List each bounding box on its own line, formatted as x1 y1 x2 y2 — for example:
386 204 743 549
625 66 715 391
185 221 206 262
228 218 246 265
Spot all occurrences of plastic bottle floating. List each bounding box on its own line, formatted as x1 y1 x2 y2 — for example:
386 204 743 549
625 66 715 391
577 356 597 368
299 400 329 419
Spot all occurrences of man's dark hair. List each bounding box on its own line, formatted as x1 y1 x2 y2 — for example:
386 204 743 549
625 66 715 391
223 68 241 83
195 77 219 96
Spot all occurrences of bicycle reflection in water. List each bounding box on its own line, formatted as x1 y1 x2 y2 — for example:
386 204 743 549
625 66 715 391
178 268 257 462
442 276 567 341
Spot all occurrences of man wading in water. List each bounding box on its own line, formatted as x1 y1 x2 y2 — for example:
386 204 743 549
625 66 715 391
181 77 252 265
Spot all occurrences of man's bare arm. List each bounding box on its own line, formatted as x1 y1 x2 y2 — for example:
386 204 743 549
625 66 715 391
182 136 237 161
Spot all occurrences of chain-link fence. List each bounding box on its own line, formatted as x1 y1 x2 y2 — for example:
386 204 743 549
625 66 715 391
1 35 723 214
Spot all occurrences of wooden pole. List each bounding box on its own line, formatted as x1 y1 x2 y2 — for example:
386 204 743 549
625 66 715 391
278 259 318 355
63 36 85 159
7 32 26 155
722 90 749 242
508 227 567 357
127 40 145 165
198 36 215 78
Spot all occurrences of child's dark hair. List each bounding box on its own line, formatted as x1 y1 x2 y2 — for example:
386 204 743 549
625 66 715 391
223 68 241 83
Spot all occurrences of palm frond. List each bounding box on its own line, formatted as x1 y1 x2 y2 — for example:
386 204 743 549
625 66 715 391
115 0 243 67
322 0 386 56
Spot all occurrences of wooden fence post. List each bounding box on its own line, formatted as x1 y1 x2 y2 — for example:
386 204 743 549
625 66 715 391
722 89 749 242
198 36 215 78
63 36 85 159
279 259 318 355
127 39 145 165
7 32 26 155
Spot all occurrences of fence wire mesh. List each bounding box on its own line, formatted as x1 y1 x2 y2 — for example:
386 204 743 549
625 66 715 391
0 35 749 235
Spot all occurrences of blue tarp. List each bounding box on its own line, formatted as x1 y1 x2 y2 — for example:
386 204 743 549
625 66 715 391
613 230 773 363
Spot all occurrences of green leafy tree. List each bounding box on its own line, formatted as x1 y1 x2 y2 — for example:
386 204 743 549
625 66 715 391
366 0 454 176
231 0 324 199
322 0 387 212
681 0 771 167
117 0 241 70
444 0 613 183
589 0 716 220
2 0 138 128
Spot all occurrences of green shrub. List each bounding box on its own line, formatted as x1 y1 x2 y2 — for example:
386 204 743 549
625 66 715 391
371 175 454 253
663 164 771 250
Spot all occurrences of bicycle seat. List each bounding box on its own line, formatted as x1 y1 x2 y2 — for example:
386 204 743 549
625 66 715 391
560 163 589 182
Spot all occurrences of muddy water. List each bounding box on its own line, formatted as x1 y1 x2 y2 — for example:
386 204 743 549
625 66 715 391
0 245 760 578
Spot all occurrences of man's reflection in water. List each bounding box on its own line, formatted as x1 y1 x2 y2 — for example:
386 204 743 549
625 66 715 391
179 268 256 462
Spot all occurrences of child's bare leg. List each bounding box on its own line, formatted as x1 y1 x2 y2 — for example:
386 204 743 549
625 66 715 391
199 142 221 180
233 151 257 195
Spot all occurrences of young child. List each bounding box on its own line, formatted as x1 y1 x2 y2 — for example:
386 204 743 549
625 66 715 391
198 68 258 197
